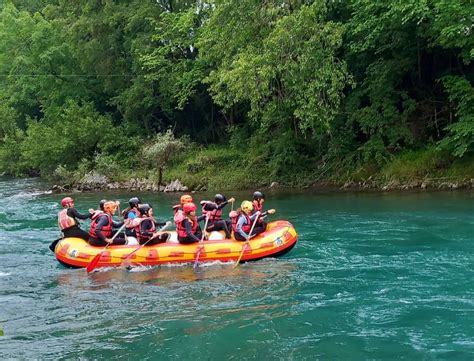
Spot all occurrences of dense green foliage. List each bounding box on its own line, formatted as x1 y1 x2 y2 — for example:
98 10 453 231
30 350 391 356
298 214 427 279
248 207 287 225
0 0 472 187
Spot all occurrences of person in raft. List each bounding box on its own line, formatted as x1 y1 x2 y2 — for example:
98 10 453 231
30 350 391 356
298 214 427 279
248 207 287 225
121 197 141 220
57 197 94 241
120 197 142 238
173 194 193 215
175 202 206 244
88 201 127 246
231 200 271 241
251 191 276 233
200 194 235 239
172 194 193 224
131 204 171 245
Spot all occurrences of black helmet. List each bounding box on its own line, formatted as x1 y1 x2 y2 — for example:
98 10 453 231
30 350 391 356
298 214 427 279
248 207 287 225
129 197 141 208
138 203 152 215
99 199 107 211
253 191 264 200
214 194 226 204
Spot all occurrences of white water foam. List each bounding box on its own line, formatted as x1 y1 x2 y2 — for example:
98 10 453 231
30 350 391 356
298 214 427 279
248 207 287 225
6 190 52 201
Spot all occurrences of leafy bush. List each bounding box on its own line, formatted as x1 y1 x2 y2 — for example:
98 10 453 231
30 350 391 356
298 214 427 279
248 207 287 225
438 76 474 157
20 100 115 177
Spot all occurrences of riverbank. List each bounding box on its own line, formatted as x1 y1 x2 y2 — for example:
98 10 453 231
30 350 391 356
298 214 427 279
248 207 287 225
49 145 474 193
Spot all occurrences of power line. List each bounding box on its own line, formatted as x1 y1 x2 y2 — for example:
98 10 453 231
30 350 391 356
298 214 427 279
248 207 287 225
0 74 135 77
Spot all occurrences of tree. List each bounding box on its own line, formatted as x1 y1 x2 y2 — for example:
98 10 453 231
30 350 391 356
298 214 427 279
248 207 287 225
141 129 186 185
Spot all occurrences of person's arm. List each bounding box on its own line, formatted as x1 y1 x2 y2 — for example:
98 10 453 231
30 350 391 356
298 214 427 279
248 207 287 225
154 219 167 227
249 212 260 222
197 215 207 222
260 209 275 218
216 201 229 210
236 216 249 239
183 219 201 242
68 208 91 220
112 220 125 228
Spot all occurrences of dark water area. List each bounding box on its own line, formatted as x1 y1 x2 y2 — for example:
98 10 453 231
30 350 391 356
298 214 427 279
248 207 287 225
0 177 473 359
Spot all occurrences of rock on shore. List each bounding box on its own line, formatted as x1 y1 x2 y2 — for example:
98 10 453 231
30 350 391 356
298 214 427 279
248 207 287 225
52 172 188 193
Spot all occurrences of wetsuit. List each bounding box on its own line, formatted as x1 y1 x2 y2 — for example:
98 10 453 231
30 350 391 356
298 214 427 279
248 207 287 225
60 208 91 241
138 218 169 245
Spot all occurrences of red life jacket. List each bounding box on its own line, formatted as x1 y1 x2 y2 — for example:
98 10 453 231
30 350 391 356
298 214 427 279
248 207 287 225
229 210 239 229
124 208 140 220
174 208 184 224
89 213 113 238
91 210 104 220
176 216 198 238
133 217 156 242
252 200 263 213
201 201 222 222
231 212 251 234
58 209 76 230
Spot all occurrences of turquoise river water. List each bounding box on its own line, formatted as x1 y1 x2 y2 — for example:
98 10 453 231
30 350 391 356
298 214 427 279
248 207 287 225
0 177 473 360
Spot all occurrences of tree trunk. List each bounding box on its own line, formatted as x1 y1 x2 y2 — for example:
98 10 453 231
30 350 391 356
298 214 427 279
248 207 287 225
158 167 163 186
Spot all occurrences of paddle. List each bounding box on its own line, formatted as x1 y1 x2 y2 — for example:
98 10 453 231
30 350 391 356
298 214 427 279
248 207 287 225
117 201 131 244
233 211 260 269
48 237 63 253
121 221 171 266
86 222 128 273
193 214 210 270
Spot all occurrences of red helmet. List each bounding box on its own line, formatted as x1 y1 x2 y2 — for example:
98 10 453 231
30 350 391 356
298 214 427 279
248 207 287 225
61 197 74 208
182 202 197 214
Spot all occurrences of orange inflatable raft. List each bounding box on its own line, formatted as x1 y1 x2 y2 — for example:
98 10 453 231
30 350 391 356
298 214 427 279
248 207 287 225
54 220 298 269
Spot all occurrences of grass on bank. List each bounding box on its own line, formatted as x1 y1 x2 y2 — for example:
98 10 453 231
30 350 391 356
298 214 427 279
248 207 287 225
46 144 474 190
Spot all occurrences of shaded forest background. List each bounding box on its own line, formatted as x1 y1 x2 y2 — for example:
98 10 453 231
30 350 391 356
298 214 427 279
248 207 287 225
0 0 473 189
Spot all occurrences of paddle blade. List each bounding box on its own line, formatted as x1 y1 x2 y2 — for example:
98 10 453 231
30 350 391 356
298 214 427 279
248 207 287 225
86 253 102 273
193 247 203 270
233 243 247 269
48 238 62 253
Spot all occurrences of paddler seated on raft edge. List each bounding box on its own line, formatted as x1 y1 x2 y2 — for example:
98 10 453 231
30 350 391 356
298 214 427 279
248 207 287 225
251 191 276 233
129 203 171 245
200 194 235 239
230 200 273 241
58 196 94 241
122 197 141 220
88 201 128 246
175 202 206 244
172 194 193 218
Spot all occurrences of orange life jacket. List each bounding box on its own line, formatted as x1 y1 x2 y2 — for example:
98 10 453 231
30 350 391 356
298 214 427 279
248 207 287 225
58 209 76 231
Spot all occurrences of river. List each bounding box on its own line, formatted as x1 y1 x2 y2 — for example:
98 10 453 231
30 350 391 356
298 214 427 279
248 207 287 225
0 177 473 359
